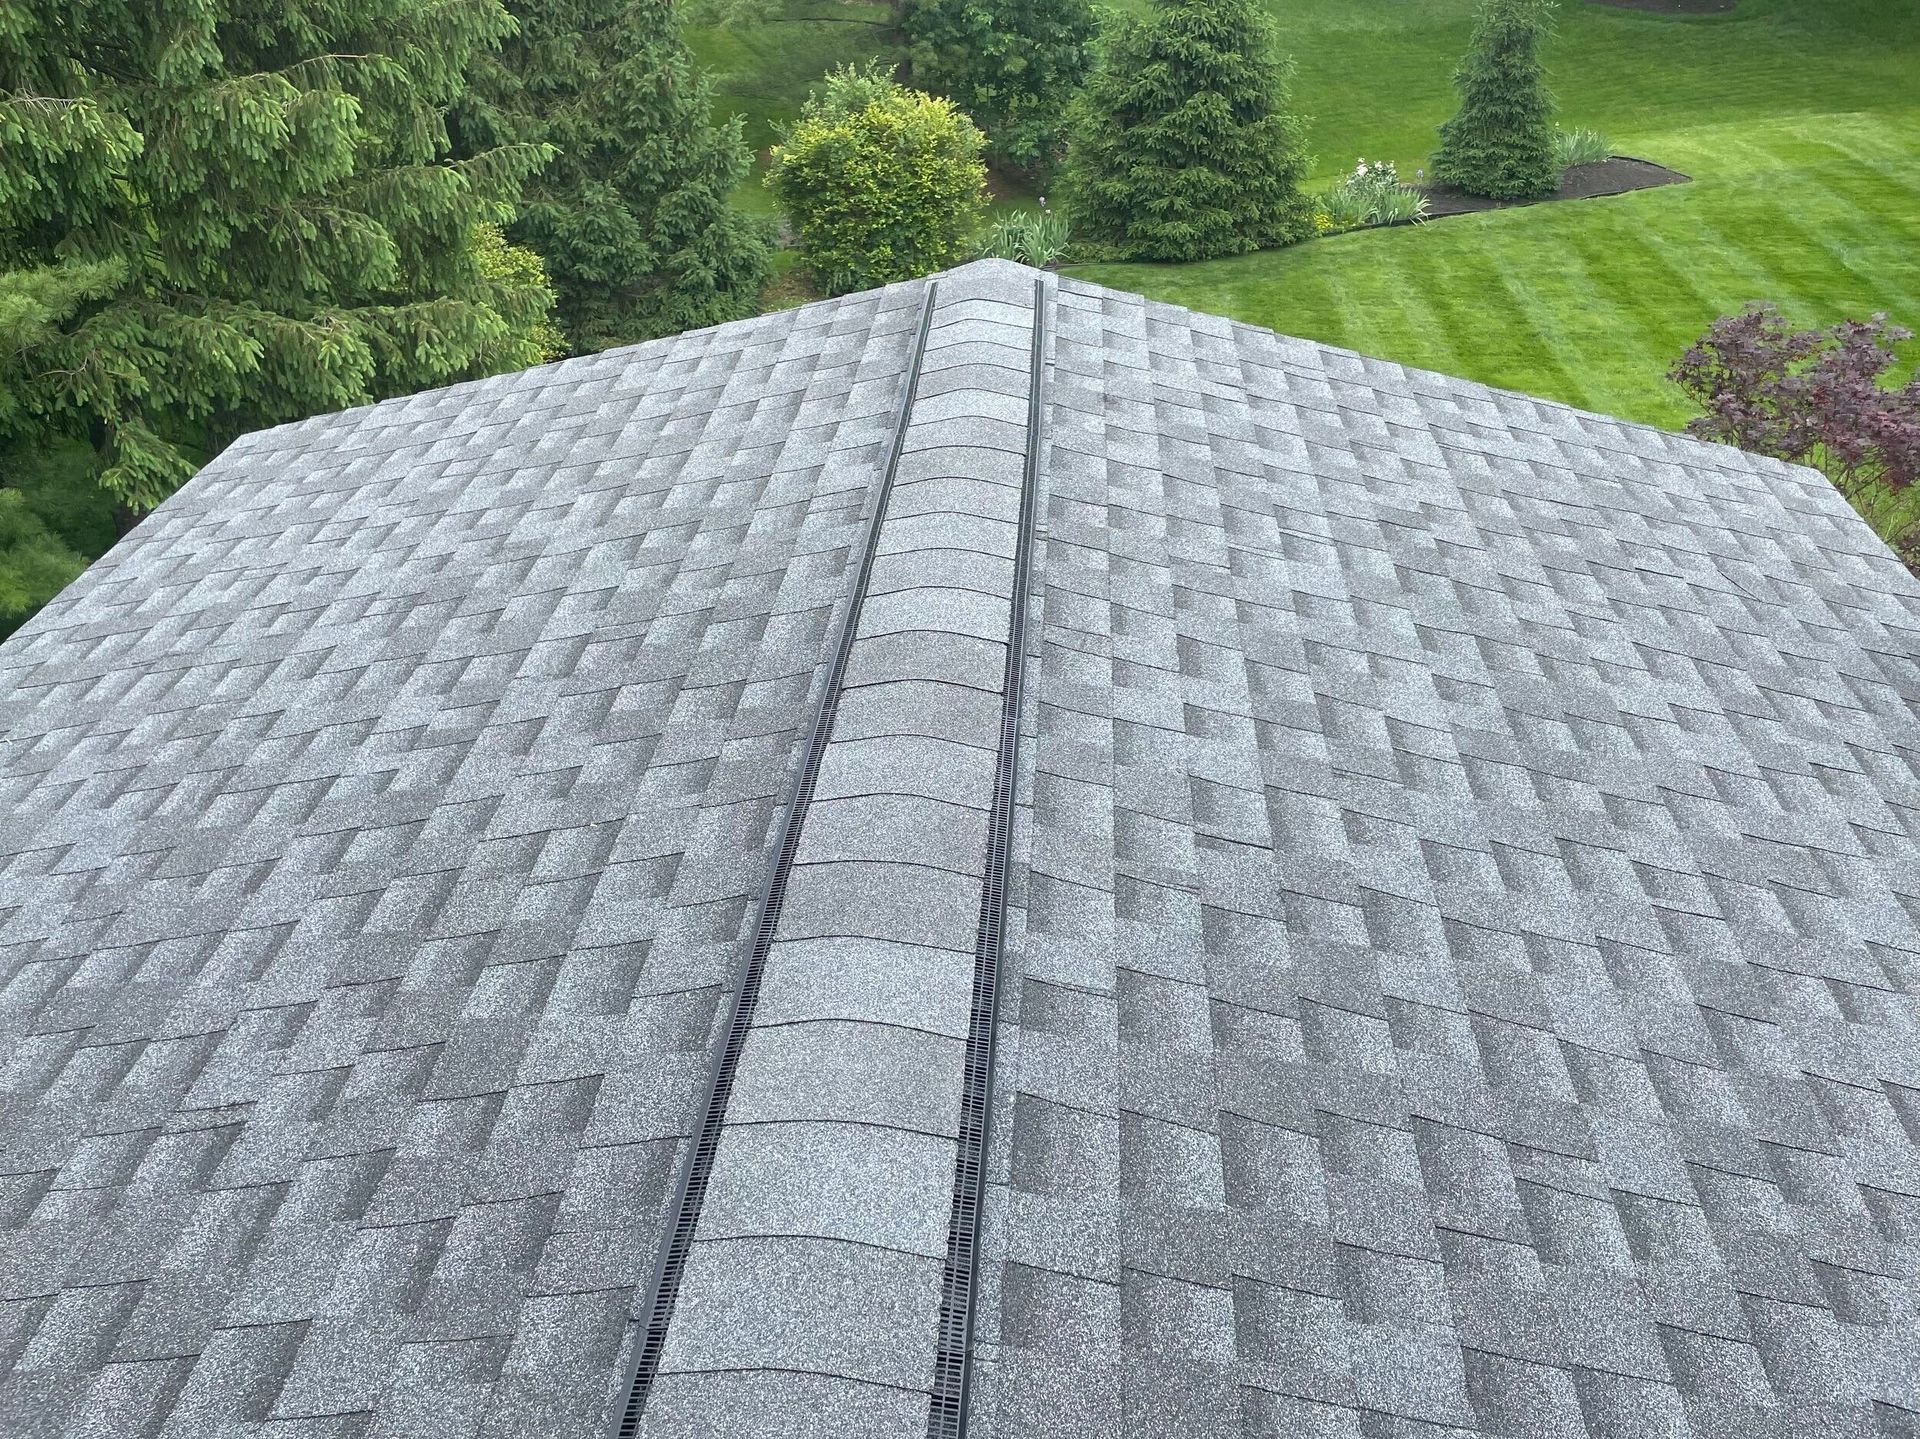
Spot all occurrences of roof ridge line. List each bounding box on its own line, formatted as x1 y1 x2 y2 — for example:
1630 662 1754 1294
617 265 1054 1439
611 277 942 1434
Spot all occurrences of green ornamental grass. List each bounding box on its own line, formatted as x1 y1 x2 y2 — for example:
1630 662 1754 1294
1553 126 1613 170
1321 160 1430 233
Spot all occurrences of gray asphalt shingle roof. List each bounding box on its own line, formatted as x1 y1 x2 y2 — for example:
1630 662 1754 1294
4 260 1919 1439
970 272 1920 1439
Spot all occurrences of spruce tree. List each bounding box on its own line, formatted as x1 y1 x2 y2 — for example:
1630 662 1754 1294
0 0 555 514
1063 0 1314 263
1431 0 1560 201
903 0 1098 176
456 0 770 353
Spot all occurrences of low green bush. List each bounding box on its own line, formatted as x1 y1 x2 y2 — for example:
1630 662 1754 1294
766 63 989 296
1320 160 1429 233
1553 126 1611 169
981 202 1072 266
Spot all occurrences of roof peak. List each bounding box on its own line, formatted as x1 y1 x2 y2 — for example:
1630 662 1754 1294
6 230 1920 1439
632 266 1054 1435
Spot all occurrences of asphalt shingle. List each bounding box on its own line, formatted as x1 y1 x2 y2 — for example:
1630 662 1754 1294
0 277 928 1439
6 259 1920 1439
967 272 1920 1439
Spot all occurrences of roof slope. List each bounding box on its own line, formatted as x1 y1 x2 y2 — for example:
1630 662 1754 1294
4 261 1920 1439
0 277 926 1436
975 275 1920 1439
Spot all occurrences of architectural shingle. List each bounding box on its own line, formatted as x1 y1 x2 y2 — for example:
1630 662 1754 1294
4 260 1918 1439
971 270 1920 1439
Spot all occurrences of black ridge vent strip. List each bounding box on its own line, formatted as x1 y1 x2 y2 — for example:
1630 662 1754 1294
609 280 941 1439
926 274 1049 1439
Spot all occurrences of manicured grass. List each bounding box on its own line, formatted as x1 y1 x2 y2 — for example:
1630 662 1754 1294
1273 0 1920 184
1075 0 1920 428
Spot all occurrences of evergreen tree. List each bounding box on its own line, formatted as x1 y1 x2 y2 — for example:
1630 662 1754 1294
1063 0 1314 263
1431 0 1559 201
455 0 770 353
903 0 1098 175
0 0 554 514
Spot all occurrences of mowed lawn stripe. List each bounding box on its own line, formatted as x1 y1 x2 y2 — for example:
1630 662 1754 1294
1076 0 1920 430
1079 120 1920 428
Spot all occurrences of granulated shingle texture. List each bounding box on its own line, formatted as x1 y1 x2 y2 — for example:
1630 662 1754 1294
0 280 927 1438
5 260 1920 1439
641 264 1043 1439
966 275 1920 1438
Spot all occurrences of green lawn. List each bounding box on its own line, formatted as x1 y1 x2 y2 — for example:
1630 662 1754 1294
1074 0 1920 428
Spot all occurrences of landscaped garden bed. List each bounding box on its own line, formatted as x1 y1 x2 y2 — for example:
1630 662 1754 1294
1421 155 1689 217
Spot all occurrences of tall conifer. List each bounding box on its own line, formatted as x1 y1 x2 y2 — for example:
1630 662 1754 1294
1064 0 1314 262
0 0 553 512
1431 0 1560 201
457 0 770 352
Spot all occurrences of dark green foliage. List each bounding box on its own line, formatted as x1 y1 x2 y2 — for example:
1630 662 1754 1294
455 0 771 352
767 65 989 297
903 0 1098 175
0 0 556 515
1431 0 1560 201
0 488 85 638
0 441 111 638
469 223 567 371
1063 0 1314 263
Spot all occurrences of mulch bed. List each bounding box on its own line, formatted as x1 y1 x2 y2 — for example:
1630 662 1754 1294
1418 156 1691 219
1587 0 1733 12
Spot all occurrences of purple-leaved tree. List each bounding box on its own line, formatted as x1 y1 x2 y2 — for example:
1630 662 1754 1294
1670 305 1920 564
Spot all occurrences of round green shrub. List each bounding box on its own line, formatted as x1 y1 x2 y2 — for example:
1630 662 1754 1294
767 65 990 297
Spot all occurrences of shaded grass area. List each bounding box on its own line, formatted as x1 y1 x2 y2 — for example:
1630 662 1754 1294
685 0 897 218
1075 0 1920 429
